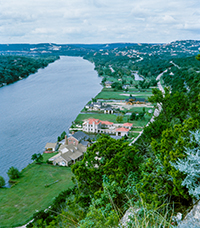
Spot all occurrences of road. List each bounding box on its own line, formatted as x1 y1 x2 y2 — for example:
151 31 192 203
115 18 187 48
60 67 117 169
129 70 166 145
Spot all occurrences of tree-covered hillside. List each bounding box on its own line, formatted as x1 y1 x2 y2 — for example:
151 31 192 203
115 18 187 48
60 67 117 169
0 55 59 86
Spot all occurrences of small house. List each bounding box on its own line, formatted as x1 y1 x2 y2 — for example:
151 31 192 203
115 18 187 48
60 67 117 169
67 131 89 146
104 81 113 88
45 142 59 152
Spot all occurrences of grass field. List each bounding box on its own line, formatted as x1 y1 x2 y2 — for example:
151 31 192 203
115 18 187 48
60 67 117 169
124 106 154 113
95 88 153 100
0 154 74 227
75 113 118 123
75 113 152 127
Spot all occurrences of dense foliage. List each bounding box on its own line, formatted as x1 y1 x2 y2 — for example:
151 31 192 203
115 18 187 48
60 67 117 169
0 55 59 85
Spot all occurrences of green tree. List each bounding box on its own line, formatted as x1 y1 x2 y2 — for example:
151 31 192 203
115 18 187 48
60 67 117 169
7 166 20 179
0 176 5 188
61 131 66 140
130 112 137 121
71 135 141 207
31 153 43 163
137 118 198 207
111 82 122 90
57 136 61 142
92 97 97 102
116 115 123 123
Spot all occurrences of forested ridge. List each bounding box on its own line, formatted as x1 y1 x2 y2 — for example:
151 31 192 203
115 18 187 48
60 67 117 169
0 55 59 86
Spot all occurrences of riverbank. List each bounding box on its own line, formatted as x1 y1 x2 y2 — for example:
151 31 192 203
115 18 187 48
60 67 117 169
0 56 102 184
0 55 60 87
0 153 74 227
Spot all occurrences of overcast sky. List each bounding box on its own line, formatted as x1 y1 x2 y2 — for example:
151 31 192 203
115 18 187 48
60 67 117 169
0 0 200 44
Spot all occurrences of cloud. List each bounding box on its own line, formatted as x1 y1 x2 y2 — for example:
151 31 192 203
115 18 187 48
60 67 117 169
0 0 199 43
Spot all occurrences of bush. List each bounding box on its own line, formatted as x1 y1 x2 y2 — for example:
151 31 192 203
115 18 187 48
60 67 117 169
31 153 43 163
7 166 20 179
0 176 5 187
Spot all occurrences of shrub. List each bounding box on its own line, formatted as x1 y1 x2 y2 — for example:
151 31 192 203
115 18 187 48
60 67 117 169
31 153 43 163
7 166 20 179
0 176 5 187
171 130 200 199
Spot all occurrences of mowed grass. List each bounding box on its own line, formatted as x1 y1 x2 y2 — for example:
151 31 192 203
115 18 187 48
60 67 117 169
95 88 153 100
75 113 118 123
75 113 152 127
124 107 154 113
0 156 74 227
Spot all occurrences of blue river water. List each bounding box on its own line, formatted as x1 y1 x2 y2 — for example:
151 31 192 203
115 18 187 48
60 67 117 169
0 56 102 183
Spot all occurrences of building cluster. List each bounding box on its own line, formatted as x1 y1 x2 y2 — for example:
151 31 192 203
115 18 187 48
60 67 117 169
85 101 114 114
45 131 91 167
82 118 132 136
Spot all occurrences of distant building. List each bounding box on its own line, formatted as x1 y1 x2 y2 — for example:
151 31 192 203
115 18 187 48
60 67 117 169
104 81 113 88
125 96 146 104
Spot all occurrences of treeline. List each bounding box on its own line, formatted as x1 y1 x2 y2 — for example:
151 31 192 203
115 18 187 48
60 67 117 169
0 55 59 85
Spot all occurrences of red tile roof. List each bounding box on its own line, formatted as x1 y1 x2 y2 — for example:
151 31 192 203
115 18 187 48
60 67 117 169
116 127 130 132
123 123 133 127
85 118 113 126
100 120 113 125
87 118 101 125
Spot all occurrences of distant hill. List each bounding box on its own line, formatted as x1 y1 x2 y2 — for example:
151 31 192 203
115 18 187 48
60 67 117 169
0 40 199 57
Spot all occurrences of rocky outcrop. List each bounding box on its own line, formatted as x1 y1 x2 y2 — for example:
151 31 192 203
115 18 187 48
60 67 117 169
177 201 200 228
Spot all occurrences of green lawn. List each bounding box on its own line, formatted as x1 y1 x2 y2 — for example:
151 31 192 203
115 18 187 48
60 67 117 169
131 128 144 132
126 132 141 142
95 88 153 100
124 107 154 113
0 156 74 227
75 113 152 127
75 113 118 123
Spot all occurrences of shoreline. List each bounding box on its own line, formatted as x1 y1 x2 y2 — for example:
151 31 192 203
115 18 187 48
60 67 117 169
0 56 102 184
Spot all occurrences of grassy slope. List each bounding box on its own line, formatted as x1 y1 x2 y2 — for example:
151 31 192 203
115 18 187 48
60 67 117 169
0 155 74 227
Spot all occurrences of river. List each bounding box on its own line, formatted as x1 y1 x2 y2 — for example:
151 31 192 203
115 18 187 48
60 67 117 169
0 56 102 184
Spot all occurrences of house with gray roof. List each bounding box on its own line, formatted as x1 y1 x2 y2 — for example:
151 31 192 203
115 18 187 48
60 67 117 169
48 143 85 166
